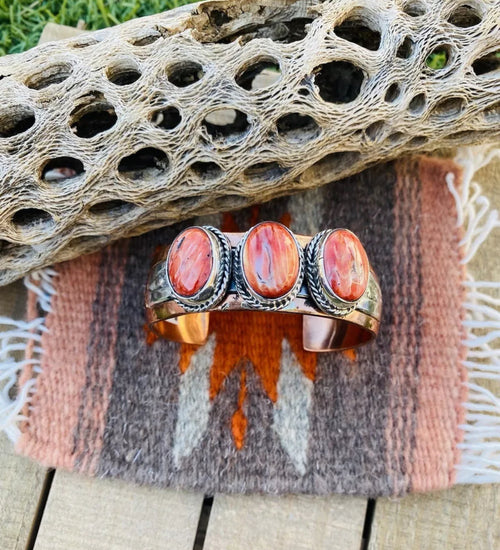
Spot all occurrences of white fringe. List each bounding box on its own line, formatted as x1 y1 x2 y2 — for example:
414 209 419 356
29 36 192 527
0 269 57 442
447 145 500 484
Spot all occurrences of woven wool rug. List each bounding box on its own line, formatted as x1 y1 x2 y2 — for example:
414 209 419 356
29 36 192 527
2 152 499 496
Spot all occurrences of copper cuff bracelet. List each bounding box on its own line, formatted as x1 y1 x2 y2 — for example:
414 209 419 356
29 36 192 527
145 221 382 352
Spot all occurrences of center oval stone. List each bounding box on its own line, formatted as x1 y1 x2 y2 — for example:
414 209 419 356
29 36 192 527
168 227 213 297
322 229 369 302
242 221 300 299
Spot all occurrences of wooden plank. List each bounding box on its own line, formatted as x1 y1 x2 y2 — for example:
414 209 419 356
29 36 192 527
0 434 47 550
204 494 368 550
369 485 500 550
34 471 204 550
0 280 27 320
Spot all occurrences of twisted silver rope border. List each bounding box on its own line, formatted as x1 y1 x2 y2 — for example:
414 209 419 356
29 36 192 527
305 230 356 317
169 225 232 313
233 228 305 311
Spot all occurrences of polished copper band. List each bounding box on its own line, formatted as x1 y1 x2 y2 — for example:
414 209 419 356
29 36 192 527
145 227 382 353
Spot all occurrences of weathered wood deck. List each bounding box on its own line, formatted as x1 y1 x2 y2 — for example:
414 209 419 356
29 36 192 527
1 429 499 549
0 23 499 550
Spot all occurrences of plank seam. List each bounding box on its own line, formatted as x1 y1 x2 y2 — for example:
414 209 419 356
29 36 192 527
360 498 377 550
25 468 55 550
193 496 214 550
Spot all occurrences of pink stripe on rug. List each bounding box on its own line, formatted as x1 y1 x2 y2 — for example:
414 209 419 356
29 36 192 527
17 253 102 469
410 157 468 492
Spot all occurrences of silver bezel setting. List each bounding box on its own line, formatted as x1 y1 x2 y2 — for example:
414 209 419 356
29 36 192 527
234 222 305 311
165 225 232 312
306 229 367 316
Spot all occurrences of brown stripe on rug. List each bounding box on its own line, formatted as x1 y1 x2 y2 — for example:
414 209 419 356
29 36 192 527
96 225 189 482
385 158 422 495
73 241 129 474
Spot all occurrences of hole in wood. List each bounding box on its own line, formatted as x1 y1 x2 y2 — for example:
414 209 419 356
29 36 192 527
472 51 499 76
236 59 281 90
447 130 477 141
215 194 250 209
484 101 500 122
89 200 136 217
388 131 406 144
12 208 54 229
426 46 451 70
219 16 314 45
25 62 73 90
70 36 99 48
202 109 249 140
448 4 482 27
384 82 401 103
151 106 182 130
276 113 320 143
70 91 117 138
0 105 35 138
209 9 231 26
409 135 428 147
189 161 223 180
408 93 427 115
286 17 315 42
244 161 287 181
130 30 162 46
309 151 361 175
397 36 414 59
69 234 109 248
169 195 204 211
334 12 381 51
0 239 10 253
403 1 426 17
118 147 169 180
314 61 364 103
41 157 85 183
106 58 142 86
167 61 204 87
430 96 466 119
0 242 33 269
366 120 386 141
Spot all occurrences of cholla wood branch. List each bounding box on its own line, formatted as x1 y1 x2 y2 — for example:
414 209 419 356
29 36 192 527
0 0 498 285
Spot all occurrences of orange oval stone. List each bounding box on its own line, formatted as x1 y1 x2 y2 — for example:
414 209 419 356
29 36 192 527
242 222 299 299
322 229 369 302
168 227 213 297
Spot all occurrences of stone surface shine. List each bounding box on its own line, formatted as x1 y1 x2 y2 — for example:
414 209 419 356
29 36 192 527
242 222 299 299
322 229 369 302
168 227 213 297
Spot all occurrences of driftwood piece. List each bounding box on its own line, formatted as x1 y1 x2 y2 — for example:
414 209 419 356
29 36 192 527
0 0 498 285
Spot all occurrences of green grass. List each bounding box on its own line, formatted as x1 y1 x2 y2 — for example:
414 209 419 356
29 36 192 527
0 0 195 56
426 49 448 70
